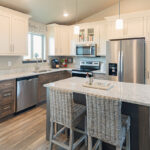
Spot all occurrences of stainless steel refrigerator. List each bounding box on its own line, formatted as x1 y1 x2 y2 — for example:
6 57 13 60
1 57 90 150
106 38 145 84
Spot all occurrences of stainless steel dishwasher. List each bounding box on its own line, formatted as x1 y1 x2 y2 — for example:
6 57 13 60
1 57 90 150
16 76 38 112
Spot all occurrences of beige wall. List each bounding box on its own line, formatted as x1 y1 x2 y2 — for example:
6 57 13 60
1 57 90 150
79 0 150 23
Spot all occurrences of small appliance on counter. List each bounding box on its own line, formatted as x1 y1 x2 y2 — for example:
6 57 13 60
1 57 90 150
51 59 60 69
60 58 68 68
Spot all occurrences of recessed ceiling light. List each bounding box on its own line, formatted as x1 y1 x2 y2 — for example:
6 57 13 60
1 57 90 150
63 13 69 17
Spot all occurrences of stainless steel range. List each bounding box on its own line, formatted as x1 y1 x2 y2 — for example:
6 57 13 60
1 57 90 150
72 61 100 78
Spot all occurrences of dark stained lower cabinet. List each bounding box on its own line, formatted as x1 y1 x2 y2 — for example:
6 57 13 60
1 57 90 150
0 80 16 119
38 70 71 103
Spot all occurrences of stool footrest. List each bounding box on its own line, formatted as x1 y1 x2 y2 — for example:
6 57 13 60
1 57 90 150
73 135 86 149
51 139 69 150
53 126 66 139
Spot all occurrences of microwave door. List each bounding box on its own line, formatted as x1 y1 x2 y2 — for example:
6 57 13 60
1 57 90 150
83 46 91 55
76 46 83 55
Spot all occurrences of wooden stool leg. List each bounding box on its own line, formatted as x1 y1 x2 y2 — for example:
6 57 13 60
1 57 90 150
116 146 121 150
69 129 74 150
49 122 54 150
126 129 130 150
88 135 92 150
98 141 102 150
84 116 87 147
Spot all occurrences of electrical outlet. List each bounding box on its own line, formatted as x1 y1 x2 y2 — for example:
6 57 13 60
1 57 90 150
8 61 12 67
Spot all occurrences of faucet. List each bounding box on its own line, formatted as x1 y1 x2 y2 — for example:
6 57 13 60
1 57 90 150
34 53 40 72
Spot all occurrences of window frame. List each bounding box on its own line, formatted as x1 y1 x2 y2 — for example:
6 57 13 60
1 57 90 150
23 33 46 63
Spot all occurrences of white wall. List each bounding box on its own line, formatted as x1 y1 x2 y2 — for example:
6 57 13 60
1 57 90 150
79 0 150 23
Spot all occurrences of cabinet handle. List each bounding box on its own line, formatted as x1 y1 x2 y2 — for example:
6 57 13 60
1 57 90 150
3 92 12 97
3 106 10 110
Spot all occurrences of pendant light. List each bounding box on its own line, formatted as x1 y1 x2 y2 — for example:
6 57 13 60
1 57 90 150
74 0 80 35
116 0 123 30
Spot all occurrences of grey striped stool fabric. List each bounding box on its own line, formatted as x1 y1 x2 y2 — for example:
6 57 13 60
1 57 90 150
86 94 130 150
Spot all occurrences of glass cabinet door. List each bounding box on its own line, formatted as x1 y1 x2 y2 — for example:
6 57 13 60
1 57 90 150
79 29 85 42
87 28 94 42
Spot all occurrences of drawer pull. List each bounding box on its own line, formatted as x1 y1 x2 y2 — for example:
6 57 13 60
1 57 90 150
3 106 10 110
3 93 12 97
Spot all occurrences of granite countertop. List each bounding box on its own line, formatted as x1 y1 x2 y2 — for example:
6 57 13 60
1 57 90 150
44 77 150 107
0 68 72 82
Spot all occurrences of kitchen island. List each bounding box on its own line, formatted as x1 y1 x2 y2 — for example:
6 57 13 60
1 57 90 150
44 77 150 150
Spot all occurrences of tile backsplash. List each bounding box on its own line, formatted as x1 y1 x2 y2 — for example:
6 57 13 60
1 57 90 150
49 56 106 71
0 56 49 75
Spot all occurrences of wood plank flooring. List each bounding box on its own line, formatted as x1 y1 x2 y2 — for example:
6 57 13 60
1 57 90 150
0 104 86 150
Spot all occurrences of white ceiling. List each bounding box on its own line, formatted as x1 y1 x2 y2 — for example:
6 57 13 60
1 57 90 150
0 0 117 24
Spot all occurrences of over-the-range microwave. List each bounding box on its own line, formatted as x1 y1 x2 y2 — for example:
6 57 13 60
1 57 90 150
76 44 97 56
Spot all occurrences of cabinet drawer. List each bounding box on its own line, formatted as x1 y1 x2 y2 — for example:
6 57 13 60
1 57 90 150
0 103 14 119
0 80 15 90
0 88 14 105
39 72 60 83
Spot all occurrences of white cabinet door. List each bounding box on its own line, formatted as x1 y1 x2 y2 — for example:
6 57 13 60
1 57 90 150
61 26 69 56
11 16 28 55
98 21 107 56
54 26 62 55
69 26 78 56
125 17 145 38
0 12 11 55
107 21 124 39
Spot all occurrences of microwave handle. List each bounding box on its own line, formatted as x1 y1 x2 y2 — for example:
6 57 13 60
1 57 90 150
90 46 92 55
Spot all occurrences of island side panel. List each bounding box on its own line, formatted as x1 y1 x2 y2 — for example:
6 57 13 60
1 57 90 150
46 88 50 141
138 106 150 150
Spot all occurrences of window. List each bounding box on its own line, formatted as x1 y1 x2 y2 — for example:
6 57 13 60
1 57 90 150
24 33 46 61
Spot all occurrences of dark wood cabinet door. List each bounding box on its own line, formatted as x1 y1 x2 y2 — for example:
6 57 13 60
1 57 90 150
0 80 16 119
38 71 71 103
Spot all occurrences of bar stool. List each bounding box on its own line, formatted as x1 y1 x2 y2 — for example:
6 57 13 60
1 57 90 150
49 87 87 150
86 94 130 150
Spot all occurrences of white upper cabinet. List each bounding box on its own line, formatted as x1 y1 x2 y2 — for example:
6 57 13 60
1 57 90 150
0 12 11 55
0 6 30 56
124 17 145 38
98 21 107 56
11 16 28 55
106 14 146 40
47 24 70 56
69 26 78 56
77 23 99 44
107 20 124 39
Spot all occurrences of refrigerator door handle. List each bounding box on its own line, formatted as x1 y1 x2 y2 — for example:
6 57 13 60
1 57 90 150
120 50 124 82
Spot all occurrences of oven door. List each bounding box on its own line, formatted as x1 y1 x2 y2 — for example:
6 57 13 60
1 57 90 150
72 71 92 78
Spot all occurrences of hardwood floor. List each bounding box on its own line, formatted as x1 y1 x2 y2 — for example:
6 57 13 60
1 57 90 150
0 104 86 150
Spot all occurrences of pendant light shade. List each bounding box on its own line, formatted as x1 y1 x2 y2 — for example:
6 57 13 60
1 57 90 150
116 19 123 30
74 0 80 35
116 0 123 30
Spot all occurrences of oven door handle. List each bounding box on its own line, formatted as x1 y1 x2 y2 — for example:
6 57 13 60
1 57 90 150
72 71 92 75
